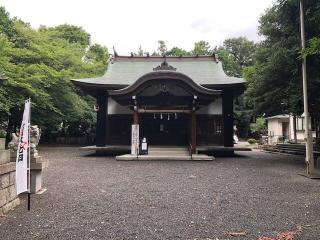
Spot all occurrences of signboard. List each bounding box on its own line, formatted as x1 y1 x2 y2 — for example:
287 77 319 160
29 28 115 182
142 142 147 150
16 99 30 195
131 124 139 155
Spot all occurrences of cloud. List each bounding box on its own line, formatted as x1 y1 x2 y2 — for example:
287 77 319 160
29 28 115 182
224 23 263 43
190 19 213 34
0 0 274 54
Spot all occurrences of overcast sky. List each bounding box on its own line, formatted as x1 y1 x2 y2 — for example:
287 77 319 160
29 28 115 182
1 0 274 55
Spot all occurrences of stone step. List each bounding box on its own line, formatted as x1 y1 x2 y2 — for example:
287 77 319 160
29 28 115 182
149 146 187 150
116 154 214 161
148 150 189 155
261 144 320 156
148 147 189 155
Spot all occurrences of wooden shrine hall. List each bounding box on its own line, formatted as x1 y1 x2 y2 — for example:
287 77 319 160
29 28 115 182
71 53 245 157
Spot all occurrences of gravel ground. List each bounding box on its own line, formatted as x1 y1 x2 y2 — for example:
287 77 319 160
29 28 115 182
0 147 319 240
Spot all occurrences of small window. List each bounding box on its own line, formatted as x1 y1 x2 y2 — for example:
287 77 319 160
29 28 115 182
296 116 315 131
296 117 304 131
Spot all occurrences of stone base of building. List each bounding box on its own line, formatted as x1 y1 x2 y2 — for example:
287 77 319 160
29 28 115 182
30 170 42 193
10 152 48 194
30 156 48 194
0 138 20 215
0 198 20 216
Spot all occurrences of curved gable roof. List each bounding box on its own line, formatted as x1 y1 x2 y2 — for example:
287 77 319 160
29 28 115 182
109 70 221 97
71 55 244 91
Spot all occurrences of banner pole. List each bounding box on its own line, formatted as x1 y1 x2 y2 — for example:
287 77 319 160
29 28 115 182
27 192 31 211
16 98 32 209
28 98 31 211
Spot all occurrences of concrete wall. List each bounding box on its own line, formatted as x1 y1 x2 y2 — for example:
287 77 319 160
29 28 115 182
268 115 316 144
196 97 222 115
108 98 133 115
268 119 285 144
289 116 316 141
0 138 20 216
289 116 294 140
295 130 316 141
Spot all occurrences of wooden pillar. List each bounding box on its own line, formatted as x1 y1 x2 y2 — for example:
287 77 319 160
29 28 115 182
191 111 197 154
222 89 234 147
96 91 108 147
133 110 139 124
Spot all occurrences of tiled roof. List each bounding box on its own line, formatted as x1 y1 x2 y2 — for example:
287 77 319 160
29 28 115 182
265 114 290 120
72 55 244 88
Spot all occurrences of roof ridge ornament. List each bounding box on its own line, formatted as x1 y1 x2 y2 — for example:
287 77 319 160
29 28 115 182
153 58 177 71
113 46 118 57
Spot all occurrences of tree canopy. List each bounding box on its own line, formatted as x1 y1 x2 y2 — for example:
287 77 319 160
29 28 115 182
243 0 320 118
192 40 211 55
0 7 108 141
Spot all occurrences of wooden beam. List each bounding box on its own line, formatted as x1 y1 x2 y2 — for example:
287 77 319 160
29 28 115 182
138 109 191 113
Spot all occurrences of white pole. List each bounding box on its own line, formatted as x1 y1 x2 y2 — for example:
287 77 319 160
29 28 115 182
28 98 31 210
28 98 31 191
300 0 314 175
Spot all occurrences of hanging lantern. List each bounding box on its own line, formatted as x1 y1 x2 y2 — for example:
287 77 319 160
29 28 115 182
175 113 178 119
154 113 156 119
160 113 163 119
167 113 170 120
93 104 100 112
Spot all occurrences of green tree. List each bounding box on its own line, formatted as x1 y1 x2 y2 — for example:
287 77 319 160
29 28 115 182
0 7 16 40
192 40 211 55
216 48 241 77
217 37 256 77
46 24 90 46
85 44 109 65
167 47 190 56
303 37 320 56
137 45 144 56
223 37 256 68
0 7 108 142
242 0 320 144
215 37 257 138
250 116 267 134
157 40 167 56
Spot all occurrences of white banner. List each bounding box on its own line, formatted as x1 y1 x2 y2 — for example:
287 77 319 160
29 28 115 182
16 99 31 195
131 124 139 155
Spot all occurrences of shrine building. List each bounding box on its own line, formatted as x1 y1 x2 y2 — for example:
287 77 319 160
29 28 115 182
71 53 244 155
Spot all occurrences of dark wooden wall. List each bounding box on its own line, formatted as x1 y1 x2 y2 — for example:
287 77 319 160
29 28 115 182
106 114 224 146
222 89 234 147
96 91 108 146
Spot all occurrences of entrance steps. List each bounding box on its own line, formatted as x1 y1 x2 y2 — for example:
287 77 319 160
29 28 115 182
116 146 214 161
148 146 189 156
259 143 320 156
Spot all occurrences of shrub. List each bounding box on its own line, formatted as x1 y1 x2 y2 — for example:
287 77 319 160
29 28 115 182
247 138 257 144
258 139 266 145
250 117 267 134
0 130 6 138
